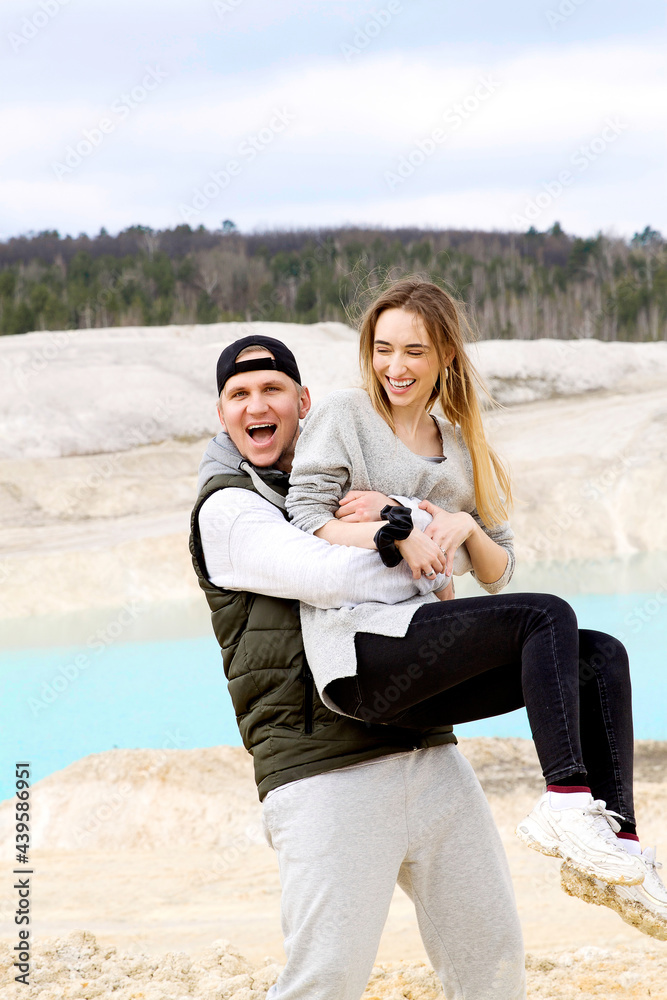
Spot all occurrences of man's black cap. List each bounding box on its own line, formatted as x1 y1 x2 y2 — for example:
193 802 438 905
216 335 302 396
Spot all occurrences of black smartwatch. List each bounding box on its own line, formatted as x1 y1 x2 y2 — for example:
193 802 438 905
373 505 414 567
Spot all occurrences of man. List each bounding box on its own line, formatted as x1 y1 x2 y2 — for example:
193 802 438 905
189 334 527 1000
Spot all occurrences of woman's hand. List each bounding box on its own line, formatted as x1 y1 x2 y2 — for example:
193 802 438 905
395 529 447 581
418 500 475 577
335 490 397 522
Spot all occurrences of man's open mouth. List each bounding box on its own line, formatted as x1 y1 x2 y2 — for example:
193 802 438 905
246 423 277 444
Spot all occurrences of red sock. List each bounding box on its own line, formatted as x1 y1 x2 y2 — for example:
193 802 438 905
546 784 591 794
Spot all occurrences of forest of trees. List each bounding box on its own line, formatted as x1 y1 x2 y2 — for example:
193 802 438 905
0 221 664 341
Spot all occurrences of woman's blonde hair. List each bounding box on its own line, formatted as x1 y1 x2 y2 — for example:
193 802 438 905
357 276 512 527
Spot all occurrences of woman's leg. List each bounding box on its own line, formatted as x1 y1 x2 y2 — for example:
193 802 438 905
326 594 645 886
328 591 587 785
341 624 636 830
558 633 667 940
577 630 635 829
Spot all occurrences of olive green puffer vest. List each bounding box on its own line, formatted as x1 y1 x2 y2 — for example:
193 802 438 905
189 472 456 800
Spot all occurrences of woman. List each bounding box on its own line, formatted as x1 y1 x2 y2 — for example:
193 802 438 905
285 276 667 938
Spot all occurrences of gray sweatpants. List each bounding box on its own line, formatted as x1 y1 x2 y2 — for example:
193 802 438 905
261 743 526 1000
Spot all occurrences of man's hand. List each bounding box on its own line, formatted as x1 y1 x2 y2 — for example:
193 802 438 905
335 490 398 522
418 500 475 577
395 529 447 581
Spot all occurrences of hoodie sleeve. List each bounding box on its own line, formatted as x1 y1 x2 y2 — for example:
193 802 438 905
285 391 363 534
468 510 515 594
198 488 447 608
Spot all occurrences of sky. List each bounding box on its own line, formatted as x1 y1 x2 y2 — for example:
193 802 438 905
1 0 665 241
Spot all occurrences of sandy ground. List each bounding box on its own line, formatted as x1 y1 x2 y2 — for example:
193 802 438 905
1 740 666 998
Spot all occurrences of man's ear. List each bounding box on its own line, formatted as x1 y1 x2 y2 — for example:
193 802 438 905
216 398 227 432
298 386 312 420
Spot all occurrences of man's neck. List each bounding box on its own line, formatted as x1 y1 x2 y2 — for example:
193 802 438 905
272 426 299 473
241 454 291 476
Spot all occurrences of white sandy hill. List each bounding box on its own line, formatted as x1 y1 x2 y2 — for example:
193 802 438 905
1 322 667 459
0 322 666 621
0 322 358 461
1 741 667 999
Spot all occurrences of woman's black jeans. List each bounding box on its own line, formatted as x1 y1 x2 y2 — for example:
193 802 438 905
326 592 635 826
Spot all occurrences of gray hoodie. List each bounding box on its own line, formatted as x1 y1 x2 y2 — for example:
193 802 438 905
197 430 292 494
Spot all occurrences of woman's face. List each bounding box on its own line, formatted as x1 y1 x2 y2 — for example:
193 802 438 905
372 307 445 410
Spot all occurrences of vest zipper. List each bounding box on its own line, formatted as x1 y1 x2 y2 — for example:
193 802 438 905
301 662 314 735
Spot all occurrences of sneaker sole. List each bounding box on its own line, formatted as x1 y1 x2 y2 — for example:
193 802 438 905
515 818 644 886
561 861 667 941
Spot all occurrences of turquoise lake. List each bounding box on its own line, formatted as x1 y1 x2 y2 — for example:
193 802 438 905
1 556 666 802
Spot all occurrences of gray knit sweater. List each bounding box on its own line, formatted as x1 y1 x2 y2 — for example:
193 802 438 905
286 387 516 709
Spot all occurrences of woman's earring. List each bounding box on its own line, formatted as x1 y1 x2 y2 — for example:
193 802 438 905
444 367 449 379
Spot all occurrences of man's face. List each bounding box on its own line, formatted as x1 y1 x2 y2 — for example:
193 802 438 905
217 351 311 470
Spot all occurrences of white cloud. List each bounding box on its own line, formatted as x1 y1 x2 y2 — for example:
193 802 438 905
1 35 664 237
6 37 664 153
135 37 664 150
0 178 111 228
229 173 665 239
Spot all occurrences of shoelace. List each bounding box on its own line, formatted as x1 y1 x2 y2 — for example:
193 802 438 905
584 799 626 846
640 849 667 903
643 847 663 872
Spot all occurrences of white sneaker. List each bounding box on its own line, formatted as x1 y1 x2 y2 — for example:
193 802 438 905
561 847 667 940
515 793 645 885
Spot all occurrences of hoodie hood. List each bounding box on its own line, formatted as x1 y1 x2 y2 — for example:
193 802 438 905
196 430 287 494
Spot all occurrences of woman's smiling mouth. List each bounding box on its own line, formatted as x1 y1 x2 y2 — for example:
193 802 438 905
386 376 416 392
